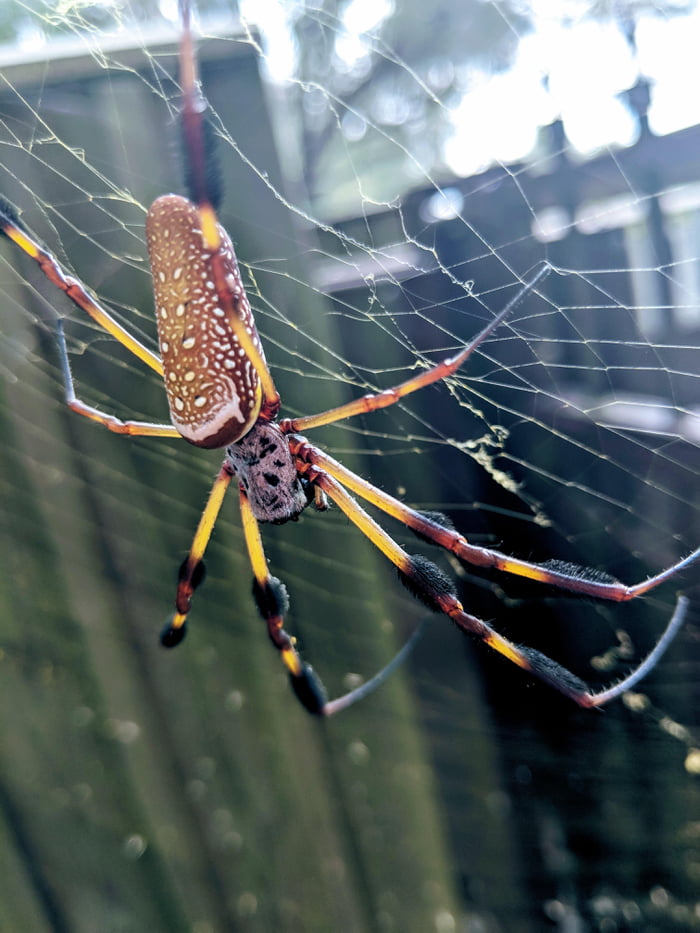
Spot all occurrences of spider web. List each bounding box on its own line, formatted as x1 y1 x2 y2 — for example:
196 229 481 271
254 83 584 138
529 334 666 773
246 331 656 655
0 2 699 930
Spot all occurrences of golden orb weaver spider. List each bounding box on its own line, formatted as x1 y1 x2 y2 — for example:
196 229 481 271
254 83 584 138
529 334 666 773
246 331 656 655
0 0 698 716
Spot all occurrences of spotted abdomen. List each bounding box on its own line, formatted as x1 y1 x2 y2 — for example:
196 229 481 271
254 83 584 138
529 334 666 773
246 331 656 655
146 194 264 448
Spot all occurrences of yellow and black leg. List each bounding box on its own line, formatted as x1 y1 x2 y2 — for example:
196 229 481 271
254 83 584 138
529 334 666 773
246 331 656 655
161 462 235 647
55 320 179 438
293 440 700 605
0 197 164 375
294 451 689 709
238 487 327 714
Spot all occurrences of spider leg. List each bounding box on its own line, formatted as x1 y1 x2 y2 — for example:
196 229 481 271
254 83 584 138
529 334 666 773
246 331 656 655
238 486 327 714
160 461 235 647
294 450 690 708
239 486 423 716
292 439 700 602
176 1 280 422
56 320 179 438
281 263 550 434
0 197 163 376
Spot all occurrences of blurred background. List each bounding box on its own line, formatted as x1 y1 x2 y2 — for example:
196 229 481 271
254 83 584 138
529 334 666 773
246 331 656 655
0 1 698 930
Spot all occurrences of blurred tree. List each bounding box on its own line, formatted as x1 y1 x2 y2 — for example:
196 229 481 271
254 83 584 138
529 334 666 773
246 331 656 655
0 0 239 44
285 0 696 210
290 0 532 205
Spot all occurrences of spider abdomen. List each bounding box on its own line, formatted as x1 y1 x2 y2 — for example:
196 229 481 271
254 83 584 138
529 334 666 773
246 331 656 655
146 194 264 448
226 421 309 524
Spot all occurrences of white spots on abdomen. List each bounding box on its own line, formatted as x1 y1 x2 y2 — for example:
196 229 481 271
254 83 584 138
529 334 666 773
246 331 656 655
145 194 266 447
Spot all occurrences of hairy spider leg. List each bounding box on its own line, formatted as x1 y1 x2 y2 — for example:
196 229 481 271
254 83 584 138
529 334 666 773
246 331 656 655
238 484 431 715
294 452 691 708
55 320 180 437
0 201 179 437
291 438 695 702
0 197 163 376
0 198 163 377
238 486 328 713
161 462 235 647
282 263 550 434
294 441 700 603
159 452 426 714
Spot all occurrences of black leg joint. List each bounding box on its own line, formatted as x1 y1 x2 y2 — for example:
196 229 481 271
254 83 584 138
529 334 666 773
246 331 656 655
178 557 206 590
160 618 187 648
290 662 327 716
397 554 457 613
252 575 289 620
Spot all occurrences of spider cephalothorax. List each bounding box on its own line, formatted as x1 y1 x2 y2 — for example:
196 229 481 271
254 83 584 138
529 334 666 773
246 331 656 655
225 421 309 524
0 0 697 717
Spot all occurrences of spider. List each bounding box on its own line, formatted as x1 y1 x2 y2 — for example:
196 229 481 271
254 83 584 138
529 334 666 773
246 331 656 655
1 0 697 717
